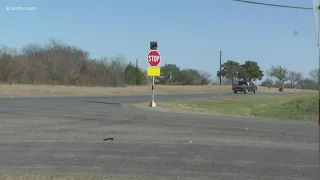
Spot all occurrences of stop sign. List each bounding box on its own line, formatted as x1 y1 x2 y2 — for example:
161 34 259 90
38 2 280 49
147 50 161 67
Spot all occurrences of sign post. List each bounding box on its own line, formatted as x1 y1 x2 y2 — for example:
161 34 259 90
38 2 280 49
147 41 161 107
152 76 155 107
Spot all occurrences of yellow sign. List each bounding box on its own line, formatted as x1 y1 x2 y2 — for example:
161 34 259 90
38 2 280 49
147 67 161 76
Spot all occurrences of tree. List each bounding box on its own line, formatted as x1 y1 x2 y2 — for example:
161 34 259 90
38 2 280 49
287 71 302 88
158 64 182 84
0 53 14 82
308 68 319 89
180 69 203 85
300 78 318 90
21 44 45 84
260 78 273 87
124 62 147 85
41 39 66 84
199 71 212 85
200 78 209 85
238 60 264 81
0 47 19 83
104 56 127 87
181 70 213 85
267 66 288 88
217 60 241 84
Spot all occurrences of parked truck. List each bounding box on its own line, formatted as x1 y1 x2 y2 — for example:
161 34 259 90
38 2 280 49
232 80 257 94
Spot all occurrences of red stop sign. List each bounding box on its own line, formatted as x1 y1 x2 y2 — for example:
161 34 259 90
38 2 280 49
147 50 161 67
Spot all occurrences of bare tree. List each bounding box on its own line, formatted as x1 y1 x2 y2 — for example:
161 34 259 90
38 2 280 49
0 39 149 87
199 71 212 83
103 56 127 87
287 71 302 88
0 47 19 83
309 68 319 89
21 44 45 84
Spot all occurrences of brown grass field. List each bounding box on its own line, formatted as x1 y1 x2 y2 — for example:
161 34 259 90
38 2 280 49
0 173 157 180
0 84 316 98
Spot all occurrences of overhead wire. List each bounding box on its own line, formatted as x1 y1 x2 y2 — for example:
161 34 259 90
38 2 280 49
233 0 312 10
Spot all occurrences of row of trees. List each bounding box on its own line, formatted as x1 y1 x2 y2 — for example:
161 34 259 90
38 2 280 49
0 39 317 89
0 39 212 86
0 39 150 87
216 59 318 90
156 64 212 85
216 60 264 83
263 66 319 90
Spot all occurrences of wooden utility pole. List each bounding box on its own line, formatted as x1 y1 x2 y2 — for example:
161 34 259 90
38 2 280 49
135 59 139 85
219 50 222 85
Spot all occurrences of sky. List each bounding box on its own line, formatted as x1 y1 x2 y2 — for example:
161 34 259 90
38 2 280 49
0 0 318 81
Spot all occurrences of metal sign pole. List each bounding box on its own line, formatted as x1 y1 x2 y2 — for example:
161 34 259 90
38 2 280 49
150 76 156 107
152 76 155 102
148 41 160 107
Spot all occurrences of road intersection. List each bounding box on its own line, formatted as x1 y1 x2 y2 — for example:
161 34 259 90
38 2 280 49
0 93 318 180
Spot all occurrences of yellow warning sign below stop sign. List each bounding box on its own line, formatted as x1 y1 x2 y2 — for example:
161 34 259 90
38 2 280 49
147 67 161 77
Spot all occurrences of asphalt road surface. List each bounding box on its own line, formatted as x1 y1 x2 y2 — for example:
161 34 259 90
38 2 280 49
0 93 318 180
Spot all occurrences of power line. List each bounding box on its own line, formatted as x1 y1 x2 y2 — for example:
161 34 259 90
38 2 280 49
233 0 312 10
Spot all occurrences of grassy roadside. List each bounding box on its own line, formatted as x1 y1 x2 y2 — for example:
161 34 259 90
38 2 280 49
134 93 319 122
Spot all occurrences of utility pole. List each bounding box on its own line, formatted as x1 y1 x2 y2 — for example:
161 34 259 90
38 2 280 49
313 0 320 126
220 50 222 85
135 59 139 85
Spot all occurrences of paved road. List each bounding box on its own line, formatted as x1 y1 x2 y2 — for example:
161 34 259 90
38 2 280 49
0 93 318 180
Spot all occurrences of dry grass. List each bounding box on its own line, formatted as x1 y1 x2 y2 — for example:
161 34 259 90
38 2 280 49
0 84 316 98
0 174 136 180
0 173 188 180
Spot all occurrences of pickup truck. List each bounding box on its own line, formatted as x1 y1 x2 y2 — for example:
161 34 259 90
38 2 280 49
232 80 257 94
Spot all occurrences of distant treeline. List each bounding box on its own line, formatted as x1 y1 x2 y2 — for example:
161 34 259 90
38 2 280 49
0 38 318 89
